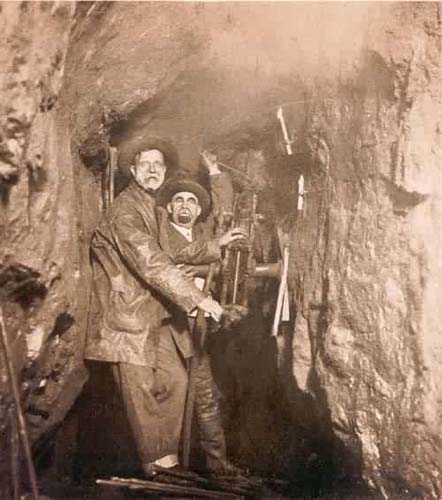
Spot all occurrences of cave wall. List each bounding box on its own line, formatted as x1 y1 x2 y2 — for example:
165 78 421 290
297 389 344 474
0 0 90 450
291 3 442 497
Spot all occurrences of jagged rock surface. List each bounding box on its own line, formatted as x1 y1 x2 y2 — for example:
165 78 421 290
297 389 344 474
0 0 86 447
291 4 442 498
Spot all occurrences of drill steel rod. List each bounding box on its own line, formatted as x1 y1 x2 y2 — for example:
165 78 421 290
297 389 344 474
97 477 239 498
217 160 255 186
0 306 39 500
276 106 293 155
150 464 254 496
199 152 254 186
232 250 241 304
271 246 290 336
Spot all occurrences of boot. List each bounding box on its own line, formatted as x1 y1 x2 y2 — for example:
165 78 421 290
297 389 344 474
198 415 243 475
193 354 242 475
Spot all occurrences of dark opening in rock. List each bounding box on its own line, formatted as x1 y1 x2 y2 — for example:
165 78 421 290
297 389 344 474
0 263 47 309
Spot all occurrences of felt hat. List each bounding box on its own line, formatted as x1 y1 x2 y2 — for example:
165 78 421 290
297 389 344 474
157 175 211 219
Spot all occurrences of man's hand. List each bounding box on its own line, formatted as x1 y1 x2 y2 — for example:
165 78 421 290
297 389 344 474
200 150 221 176
219 227 248 247
177 264 197 278
198 297 223 322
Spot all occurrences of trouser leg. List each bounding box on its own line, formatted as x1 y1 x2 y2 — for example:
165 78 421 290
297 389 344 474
193 352 230 472
187 315 234 472
112 331 188 472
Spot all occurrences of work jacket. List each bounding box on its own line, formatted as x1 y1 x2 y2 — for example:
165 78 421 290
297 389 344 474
155 172 233 341
157 216 221 266
84 180 207 367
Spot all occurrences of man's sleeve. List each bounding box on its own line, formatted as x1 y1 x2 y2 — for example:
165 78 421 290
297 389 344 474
109 212 207 313
172 238 221 265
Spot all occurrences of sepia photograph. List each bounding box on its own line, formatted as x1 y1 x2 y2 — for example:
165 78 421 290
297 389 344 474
0 1 441 498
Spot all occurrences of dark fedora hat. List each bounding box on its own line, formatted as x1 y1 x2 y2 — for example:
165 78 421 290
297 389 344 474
157 175 211 219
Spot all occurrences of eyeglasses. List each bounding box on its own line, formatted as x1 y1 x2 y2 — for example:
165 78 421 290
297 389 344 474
137 160 166 169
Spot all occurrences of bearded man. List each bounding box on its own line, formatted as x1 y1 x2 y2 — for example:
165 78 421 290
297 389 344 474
84 146 224 476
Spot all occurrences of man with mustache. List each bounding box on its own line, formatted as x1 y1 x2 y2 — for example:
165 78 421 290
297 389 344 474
84 146 225 478
156 151 247 474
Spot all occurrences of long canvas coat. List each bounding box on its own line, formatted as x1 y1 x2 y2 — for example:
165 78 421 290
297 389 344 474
84 180 207 367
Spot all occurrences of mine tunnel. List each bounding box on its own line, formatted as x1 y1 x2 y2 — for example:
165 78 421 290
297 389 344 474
1 1 442 499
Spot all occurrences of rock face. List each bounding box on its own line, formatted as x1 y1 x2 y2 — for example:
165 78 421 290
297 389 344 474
0 0 86 471
0 1 441 497
290 3 442 497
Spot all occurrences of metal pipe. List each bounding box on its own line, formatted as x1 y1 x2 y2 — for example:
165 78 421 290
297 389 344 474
191 261 281 279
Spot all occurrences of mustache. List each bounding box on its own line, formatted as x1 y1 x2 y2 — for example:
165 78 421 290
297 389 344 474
141 176 161 184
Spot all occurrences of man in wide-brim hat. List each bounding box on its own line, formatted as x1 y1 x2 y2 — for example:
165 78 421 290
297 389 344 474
155 151 247 474
156 151 246 265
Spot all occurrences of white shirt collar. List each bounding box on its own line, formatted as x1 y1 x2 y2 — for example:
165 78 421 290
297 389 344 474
169 221 193 242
